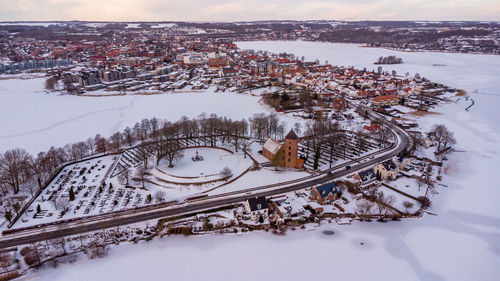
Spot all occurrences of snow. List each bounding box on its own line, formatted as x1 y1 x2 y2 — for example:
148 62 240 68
23 223 423 281
8 42 500 281
157 148 246 178
0 82 299 154
207 167 310 195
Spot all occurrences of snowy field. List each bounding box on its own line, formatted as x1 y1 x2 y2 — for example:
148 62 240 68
157 148 245 178
10 42 500 280
0 81 299 154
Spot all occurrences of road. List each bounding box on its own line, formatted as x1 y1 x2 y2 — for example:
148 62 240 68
0 106 411 248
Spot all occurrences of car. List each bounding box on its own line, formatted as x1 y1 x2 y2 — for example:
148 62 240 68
345 165 351 170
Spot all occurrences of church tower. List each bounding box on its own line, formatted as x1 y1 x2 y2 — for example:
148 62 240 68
284 129 299 168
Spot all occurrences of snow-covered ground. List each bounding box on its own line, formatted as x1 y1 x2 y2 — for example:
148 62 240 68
11 42 500 281
0 81 299 154
157 148 245 178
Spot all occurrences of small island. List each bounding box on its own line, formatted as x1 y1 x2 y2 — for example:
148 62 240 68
374 55 403 64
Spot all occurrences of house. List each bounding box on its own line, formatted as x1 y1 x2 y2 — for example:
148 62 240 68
244 196 269 222
262 129 303 169
272 196 306 218
310 182 341 205
332 98 346 111
392 156 410 170
374 160 398 180
372 95 400 107
353 169 377 184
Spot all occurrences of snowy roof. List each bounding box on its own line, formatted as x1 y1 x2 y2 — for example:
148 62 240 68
263 137 282 155
381 160 397 171
358 169 376 183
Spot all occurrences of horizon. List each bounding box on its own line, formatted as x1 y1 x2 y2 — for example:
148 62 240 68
2 19 500 23
2 0 500 22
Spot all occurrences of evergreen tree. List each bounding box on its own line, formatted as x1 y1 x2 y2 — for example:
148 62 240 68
69 187 75 201
4 211 12 223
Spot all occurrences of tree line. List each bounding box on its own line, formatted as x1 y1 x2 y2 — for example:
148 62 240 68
0 112 293 202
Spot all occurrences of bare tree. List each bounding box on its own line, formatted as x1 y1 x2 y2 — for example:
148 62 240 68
355 200 374 221
375 191 387 219
249 113 268 141
305 120 332 170
24 178 39 198
86 137 95 154
0 252 12 273
123 127 134 147
118 168 131 186
403 201 414 214
0 148 32 194
55 197 70 214
154 190 166 203
52 238 67 255
136 165 147 189
384 195 396 217
219 167 233 180
376 124 392 147
429 124 456 153
162 141 184 168
241 140 252 159
86 236 108 259
232 119 248 152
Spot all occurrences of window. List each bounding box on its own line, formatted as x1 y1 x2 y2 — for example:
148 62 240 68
288 159 291 162
289 146 291 150
288 152 291 156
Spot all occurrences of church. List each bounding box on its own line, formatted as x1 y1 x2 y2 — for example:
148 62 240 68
262 129 304 169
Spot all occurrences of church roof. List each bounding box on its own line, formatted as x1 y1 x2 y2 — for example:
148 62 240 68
263 137 282 155
285 129 299 140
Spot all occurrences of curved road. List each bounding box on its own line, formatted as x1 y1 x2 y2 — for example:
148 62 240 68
0 105 411 248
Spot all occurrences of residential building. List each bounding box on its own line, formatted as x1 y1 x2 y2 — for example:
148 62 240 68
310 182 341 205
244 197 269 221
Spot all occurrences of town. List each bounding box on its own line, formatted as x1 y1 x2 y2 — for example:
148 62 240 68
0 19 492 281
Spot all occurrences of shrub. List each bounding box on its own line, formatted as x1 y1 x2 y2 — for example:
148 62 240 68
23 253 38 266
20 246 31 256
417 196 431 209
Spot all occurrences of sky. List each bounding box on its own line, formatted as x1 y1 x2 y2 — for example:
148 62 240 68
1 0 500 22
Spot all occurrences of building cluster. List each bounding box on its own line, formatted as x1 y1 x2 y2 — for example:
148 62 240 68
0 59 72 74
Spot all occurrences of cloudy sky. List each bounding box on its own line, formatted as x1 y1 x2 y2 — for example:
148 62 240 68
2 0 500 22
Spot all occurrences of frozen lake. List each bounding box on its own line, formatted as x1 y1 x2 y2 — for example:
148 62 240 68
12 41 500 281
0 83 294 154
